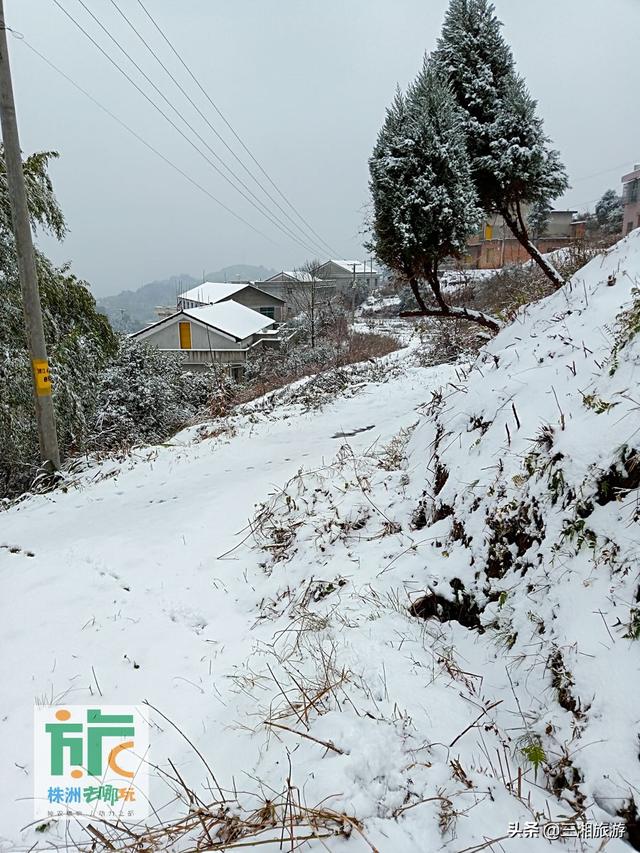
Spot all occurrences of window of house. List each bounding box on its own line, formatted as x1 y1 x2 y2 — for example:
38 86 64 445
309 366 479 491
259 306 275 319
178 321 192 349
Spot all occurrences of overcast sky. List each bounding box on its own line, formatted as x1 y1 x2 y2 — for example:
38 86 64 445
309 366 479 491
6 0 640 296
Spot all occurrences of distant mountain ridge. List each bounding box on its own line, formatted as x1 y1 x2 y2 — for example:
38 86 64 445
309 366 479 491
97 265 277 332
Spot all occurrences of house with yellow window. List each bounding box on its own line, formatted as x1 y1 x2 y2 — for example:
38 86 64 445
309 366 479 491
131 301 285 380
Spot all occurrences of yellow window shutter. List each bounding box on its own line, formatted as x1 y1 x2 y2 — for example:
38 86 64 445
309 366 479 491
179 321 192 349
484 223 494 241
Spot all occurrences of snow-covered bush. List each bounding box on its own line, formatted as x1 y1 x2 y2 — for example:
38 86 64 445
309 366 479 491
595 189 624 235
91 339 226 450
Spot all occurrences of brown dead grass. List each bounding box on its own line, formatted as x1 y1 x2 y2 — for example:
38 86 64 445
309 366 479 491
235 331 401 407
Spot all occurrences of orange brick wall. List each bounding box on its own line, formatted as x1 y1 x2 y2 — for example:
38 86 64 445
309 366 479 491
470 238 572 270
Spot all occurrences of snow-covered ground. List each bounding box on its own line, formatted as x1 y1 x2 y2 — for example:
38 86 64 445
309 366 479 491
352 315 419 345
0 348 455 850
2 231 640 852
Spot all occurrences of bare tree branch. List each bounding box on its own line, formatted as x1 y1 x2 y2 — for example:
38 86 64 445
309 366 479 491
400 304 502 333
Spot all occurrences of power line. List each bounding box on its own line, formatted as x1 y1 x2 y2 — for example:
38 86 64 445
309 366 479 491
63 0 324 256
19 37 276 245
52 0 323 257
135 0 338 259
573 160 636 184
108 0 334 260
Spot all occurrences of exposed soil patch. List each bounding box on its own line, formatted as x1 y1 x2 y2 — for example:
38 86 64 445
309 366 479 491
409 579 483 631
596 448 640 505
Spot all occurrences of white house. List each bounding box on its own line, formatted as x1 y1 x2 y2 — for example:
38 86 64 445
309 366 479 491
316 260 381 290
254 271 332 305
132 301 283 379
177 281 287 322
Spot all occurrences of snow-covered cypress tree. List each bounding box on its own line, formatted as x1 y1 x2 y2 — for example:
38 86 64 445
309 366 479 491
434 0 569 286
595 189 623 235
369 60 501 332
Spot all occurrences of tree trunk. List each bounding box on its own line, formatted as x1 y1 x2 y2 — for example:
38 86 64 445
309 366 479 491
409 277 428 313
401 305 502 333
500 205 564 288
405 271 502 334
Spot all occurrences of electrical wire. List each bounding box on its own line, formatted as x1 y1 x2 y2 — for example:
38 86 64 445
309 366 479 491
65 0 325 256
109 0 335 259
135 0 339 258
53 0 325 256
573 160 637 184
19 36 277 245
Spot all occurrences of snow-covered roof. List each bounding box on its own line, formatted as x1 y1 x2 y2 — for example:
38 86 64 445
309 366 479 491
325 260 380 275
183 302 274 341
178 282 251 304
180 281 285 305
263 270 317 283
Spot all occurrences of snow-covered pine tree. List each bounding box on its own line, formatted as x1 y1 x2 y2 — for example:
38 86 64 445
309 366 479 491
434 0 569 287
595 189 623 235
368 60 500 332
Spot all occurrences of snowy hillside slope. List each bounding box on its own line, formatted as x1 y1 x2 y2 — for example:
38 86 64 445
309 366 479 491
202 231 639 852
2 232 640 852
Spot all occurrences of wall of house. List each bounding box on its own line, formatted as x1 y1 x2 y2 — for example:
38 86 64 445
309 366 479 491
623 173 640 235
252 280 336 314
221 288 285 321
316 262 379 288
255 280 288 302
138 316 243 350
472 209 574 244
544 213 574 239
471 237 572 270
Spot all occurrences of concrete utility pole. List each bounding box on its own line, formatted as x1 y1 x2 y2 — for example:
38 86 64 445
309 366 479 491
0 0 60 471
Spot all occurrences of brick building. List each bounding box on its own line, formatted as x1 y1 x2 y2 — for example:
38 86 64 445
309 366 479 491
466 208 580 270
622 165 640 235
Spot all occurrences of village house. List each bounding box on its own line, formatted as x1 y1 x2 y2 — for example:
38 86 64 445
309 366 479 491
622 164 640 235
256 270 336 307
256 261 381 313
466 208 581 269
131 301 284 379
176 281 287 321
316 260 381 290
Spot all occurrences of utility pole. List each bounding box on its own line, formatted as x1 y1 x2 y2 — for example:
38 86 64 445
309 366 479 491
0 0 60 471
351 262 357 314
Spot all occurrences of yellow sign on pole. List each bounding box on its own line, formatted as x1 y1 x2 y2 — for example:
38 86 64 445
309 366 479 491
32 359 52 396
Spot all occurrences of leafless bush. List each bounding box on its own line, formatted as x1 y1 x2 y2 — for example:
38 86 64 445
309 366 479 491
341 330 400 364
238 331 400 409
63 775 364 852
